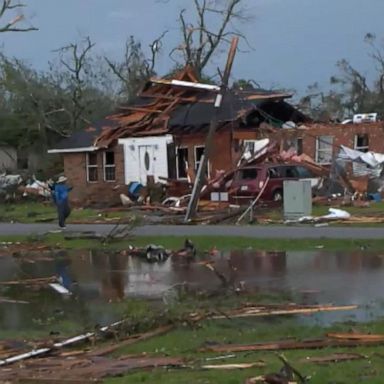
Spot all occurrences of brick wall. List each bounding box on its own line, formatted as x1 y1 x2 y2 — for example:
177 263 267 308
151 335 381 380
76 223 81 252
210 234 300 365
174 130 233 176
270 122 384 161
63 144 126 206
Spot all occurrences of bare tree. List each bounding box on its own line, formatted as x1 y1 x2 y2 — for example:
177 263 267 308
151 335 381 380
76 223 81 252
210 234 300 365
105 32 167 101
55 37 95 131
170 0 248 77
0 0 37 33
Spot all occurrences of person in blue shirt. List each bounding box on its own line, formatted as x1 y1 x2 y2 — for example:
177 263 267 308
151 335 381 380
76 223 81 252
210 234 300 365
53 176 72 229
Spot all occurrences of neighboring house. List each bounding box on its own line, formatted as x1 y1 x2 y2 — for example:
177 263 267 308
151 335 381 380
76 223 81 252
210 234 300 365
47 67 310 205
0 146 17 172
272 122 384 166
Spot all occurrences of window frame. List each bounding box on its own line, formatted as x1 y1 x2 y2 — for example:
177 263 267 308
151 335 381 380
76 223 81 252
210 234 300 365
239 167 259 180
176 146 189 180
103 150 116 182
194 145 210 178
354 134 369 153
86 152 98 183
243 140 257 154
315 136 334 164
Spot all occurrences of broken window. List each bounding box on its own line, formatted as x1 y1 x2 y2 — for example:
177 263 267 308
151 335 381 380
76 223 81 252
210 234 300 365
281 166 298 178
86 152 98 182
354 134 369 152
243 140 257 154
194 146 209 177
295 166 314 178
297 138 303 155
104 151 116 182
176 147 189 179
315 136 334 164
268 167 280 178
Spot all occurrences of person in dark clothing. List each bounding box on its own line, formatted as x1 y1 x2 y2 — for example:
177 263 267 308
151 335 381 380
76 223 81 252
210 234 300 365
53 176 72 229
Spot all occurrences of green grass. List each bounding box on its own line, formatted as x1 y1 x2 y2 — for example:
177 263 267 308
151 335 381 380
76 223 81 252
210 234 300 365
2 233 384 252
0 202 131 223
103 315 384 384
3 201 384 226
105 348 384 384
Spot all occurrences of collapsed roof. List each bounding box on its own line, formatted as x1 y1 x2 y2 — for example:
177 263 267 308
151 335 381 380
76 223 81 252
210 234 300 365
49 67 310 152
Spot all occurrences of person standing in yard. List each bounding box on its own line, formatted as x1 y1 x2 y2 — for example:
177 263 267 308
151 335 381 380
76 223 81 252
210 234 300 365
54 176 72 229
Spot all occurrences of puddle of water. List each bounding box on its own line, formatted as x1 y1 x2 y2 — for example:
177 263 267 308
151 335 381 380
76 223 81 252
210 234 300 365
1 247 384 335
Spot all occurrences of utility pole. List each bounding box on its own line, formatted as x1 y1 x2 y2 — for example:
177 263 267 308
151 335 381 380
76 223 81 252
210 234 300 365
184 37 239 222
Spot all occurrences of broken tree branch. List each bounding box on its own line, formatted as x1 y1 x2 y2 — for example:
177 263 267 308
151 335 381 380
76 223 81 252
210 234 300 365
0 0 37 33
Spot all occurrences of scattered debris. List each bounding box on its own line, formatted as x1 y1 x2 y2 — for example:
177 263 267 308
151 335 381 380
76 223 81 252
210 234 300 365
0 355 185 381
246 354 308 383
49 282 72 296
285 208 351 224
145 244 170 262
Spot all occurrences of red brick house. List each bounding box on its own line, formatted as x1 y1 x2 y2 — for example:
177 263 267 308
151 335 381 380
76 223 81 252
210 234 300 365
48 68 308 205
48 67 384 205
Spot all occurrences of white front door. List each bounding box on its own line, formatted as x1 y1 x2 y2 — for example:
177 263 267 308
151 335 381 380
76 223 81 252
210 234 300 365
138 145 155 184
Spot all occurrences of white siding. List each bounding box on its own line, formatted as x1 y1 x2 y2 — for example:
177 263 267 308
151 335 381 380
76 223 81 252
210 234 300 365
118 135 173 185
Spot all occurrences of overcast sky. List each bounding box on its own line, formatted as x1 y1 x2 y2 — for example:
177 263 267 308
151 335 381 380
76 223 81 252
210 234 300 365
2 0 384 95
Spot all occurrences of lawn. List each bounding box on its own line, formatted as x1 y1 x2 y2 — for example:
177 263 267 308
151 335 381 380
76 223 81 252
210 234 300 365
0 201 131 224
101 302 384 384
1 233 384 252
2 200 384 225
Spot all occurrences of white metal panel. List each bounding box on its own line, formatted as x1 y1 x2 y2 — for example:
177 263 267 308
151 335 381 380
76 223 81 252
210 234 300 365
119 135 173 185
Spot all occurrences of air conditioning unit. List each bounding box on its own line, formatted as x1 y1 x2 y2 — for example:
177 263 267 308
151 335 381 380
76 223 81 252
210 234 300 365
353 113 377 124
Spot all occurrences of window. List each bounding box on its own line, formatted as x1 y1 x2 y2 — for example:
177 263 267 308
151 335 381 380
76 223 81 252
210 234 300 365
295 166 314 178
239 168 258 180
244 140 257 154
354 134 369 152
315 136 334 164
284 166 298 178
86 152 98 182
296 138 303 155
194 146 209 177
283 138 303 155
176 147 189 179
268 167 280 178
104 151 116 182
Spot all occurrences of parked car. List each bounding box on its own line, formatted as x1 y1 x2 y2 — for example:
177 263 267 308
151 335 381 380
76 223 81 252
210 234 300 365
230 163 321 202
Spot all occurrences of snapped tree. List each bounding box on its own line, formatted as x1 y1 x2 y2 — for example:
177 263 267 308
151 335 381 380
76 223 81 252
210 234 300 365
170 0 248 77
105 32 167 102
0 0 37 33
300 33 384 121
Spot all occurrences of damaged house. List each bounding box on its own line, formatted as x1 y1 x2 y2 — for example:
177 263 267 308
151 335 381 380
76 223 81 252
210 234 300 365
48 68 309 205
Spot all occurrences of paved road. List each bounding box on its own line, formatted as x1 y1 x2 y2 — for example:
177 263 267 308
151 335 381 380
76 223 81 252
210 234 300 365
0 223 384 239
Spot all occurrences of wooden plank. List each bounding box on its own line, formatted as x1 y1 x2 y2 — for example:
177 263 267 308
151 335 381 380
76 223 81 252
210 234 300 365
202 337 384 353
210 305 358 319
327 333 384 342
201 362 265 370
301 352 366 364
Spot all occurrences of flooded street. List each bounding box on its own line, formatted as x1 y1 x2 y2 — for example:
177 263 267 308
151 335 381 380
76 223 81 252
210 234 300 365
1 247 384 335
